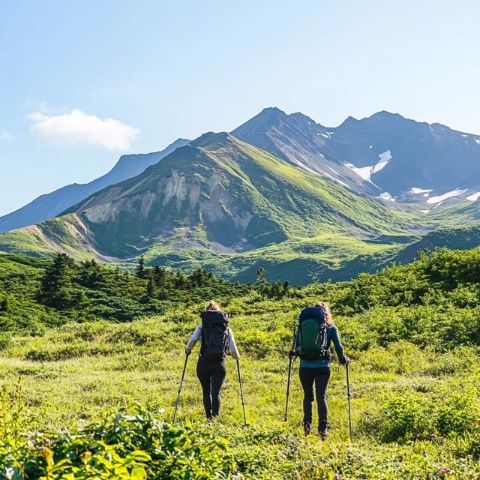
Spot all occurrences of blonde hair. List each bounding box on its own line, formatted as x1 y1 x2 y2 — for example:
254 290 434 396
206 300 221 311
313 301 333 324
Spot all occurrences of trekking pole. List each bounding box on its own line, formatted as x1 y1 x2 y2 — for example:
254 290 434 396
236 358 247 425
284 326 296 422
173 353 189 424
346 362 353 441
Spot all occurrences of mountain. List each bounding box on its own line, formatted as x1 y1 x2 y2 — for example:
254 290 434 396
233 108 480 205
324 111 480 202
0 132 413 283
0 138 190 233
232 107 377 195
2 107 480 283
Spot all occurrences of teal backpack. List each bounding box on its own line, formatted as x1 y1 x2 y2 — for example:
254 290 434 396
297 307 330 360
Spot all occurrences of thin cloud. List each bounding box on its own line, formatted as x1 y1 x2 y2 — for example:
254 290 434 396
28 109 139 151
0 129 13 141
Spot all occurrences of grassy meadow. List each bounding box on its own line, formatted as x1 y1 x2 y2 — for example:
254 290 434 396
0 250 479 478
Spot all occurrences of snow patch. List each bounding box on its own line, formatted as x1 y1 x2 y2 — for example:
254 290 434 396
379 150 392 162
345 150 391 184
426 189 467 204
461 134 468 138
467 192 480 201
372 150 392 173
411 187 433 195
420 209 430 214
476 139 480 145
369 145 373 149
351 165 374 182
379 192 395 202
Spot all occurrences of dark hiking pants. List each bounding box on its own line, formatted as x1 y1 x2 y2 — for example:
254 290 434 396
299 367 331 430
196 358 227 419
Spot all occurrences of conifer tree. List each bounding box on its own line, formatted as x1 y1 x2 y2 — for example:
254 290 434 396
146 277 156 299
136 256 147 279
38 253 72 308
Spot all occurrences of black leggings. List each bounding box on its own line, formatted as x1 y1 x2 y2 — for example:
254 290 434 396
196 358 227 419
299 367 331 429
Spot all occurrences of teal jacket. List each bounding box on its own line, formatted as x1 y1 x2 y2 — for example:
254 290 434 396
295 324 346 368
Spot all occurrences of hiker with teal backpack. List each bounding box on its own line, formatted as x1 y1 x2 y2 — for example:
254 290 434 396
289 301 349 439
185 301 240 420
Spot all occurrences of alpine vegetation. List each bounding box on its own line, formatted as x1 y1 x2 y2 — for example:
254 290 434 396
0 248 479 479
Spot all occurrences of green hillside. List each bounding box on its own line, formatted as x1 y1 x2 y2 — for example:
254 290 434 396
0 134 417 283
394 224 480 264
2 132 480 284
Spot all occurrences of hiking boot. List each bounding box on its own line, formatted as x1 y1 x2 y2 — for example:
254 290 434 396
319 423 329 440
303 422 311 436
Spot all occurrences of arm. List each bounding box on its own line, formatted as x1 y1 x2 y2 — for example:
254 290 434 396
228 329 240 360
185 325 202 354
330 326 348 364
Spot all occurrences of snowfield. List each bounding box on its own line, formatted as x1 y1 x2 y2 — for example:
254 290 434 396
467 192 480 201
427 189 467 204
346 150 391 184
379 192 395 202
411 187 433 195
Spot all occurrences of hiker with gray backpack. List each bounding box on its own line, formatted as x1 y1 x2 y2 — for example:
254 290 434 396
288 301 349 439
184 301 240 420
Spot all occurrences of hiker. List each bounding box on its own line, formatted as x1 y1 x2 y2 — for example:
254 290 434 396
185 300 239 419
290 301 349 439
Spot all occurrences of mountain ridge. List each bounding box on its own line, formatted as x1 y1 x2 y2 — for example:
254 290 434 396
1 107 480 283
0 131 415 282
0 138 190 233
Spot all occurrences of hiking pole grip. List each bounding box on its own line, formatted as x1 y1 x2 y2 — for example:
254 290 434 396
236 358 247 425
173 353 189 424
346 362 353 442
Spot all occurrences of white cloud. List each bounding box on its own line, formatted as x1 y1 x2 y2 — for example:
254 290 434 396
0 129 13 141
29 109 139 151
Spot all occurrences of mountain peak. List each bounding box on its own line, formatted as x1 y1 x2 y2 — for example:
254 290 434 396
167 137 190 149
369 110 406 121
231 107 288 137
191 131 233 148
258 106 287 117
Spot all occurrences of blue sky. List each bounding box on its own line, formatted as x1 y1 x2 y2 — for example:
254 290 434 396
1 0 480 215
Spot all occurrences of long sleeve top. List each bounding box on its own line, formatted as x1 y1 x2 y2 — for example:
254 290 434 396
186 325 240 360
295 324 346 368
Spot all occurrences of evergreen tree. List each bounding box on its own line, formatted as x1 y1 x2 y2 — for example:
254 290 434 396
256 267 268 296
256 268 267 284
136 256 147 279
154 266 166 286
146 277 156 299
38 253 73 308
0 294 9 312
79 259 105 288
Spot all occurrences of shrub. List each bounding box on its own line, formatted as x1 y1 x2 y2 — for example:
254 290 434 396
0 404 234 479
363 382 480 444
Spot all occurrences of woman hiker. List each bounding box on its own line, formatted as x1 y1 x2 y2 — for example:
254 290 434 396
290 301 349 439
185 301 240 419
